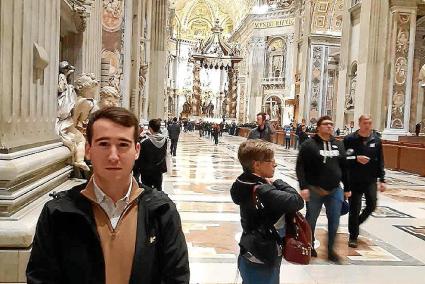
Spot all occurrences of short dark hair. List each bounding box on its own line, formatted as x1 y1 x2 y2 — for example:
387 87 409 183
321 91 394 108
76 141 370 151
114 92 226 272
149 119 161 133
317 115 333 127
256 112 267 121
173 117 177 122
86 107 139 145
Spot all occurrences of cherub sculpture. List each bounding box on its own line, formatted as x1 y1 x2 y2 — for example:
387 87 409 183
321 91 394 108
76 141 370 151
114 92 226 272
99 85 120 109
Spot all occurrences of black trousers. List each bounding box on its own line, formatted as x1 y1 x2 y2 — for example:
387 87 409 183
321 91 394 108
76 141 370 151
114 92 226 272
140 173 163 191
170 138 178 156
285 138 291 149
348 182 377 240
213 134 218 144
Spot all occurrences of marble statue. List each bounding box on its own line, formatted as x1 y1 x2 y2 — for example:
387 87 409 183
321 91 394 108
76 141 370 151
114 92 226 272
56 63 90 171
180 95 192 118
99 85 120 109
74 73 99 134
207 101 214 118
139 64 148 90
68 73 98 171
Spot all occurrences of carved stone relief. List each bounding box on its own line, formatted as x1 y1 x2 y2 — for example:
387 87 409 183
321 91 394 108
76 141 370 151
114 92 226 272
309 45 325 123
346 62 357 111
192 62 202 116
311 0 343 34
102 0 124 32
101 0 125 93
390 13 411 129
267 0 294 9
68 0 95 32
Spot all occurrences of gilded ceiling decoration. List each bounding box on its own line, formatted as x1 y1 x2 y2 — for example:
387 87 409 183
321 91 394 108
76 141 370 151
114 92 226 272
173 0 256 41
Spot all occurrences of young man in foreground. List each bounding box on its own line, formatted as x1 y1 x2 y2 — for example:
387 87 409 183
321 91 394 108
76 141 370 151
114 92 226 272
27 107 189 284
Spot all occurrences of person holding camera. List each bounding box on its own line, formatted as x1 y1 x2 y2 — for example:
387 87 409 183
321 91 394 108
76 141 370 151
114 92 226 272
231 139 304 283
343 115 386 248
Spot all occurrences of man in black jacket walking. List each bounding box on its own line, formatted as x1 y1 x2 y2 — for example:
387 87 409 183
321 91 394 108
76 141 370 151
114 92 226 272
296 116 351 263
167 117 181 156
26 107 189 284
344 115 386 248
134 118 168 190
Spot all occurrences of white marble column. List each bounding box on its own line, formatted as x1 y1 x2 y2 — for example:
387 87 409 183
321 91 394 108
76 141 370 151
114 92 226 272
383 4 417 139
147 0 168 119
129 0 142 115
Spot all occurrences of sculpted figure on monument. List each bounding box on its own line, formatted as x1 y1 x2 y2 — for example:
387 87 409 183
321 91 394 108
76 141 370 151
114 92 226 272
99 85 120 109
56 64 90 171
180 95 192 118
74 73 99 134
139 64 148 90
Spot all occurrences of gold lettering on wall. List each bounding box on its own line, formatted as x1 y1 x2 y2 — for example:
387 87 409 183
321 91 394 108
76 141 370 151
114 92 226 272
254 18 295 29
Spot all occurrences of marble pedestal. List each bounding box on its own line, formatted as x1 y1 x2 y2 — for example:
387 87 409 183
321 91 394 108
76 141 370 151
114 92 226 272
0 143 84 282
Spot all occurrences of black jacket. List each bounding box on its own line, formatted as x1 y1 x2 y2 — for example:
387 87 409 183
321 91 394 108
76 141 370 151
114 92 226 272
230 172 304 256
167 123 181 140
26 184 190 284
299 131 309 145
296 134 348 192
343 130 385 185
135 135 167 176
247 123 275 142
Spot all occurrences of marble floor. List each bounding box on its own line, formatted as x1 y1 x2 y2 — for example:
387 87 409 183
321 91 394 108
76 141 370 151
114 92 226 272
163 131 425 284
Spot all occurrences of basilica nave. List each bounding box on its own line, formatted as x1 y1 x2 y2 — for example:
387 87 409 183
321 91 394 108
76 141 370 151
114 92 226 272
1 0 425 283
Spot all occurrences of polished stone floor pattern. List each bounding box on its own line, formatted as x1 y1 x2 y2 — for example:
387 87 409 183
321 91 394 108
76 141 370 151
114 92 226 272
163 132 425 284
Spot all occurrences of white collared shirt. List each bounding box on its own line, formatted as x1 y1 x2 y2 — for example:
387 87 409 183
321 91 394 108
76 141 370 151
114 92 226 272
93 177 133 229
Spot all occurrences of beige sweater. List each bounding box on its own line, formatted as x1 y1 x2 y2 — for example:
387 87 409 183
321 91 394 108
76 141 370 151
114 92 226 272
81 178 143 284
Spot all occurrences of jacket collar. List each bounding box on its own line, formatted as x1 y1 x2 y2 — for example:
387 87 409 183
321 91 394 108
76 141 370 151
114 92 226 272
81 177 143 205
236 171 267 185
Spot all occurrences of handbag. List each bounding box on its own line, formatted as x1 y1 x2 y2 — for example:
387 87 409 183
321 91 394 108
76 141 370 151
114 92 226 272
242 185 282 265
283 212 312 265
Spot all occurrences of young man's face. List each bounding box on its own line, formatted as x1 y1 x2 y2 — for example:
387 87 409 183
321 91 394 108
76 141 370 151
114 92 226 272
85 118 140 183
318 119 334 136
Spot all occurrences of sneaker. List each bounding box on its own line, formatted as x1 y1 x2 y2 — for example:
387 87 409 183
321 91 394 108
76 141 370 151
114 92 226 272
348 239 358 248
328 251 342 264
311 247 318 257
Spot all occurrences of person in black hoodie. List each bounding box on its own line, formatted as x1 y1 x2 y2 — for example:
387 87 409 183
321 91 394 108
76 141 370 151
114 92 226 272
343 115 386 248
296 116 351 263
231 139 304 283
134 119 168 190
